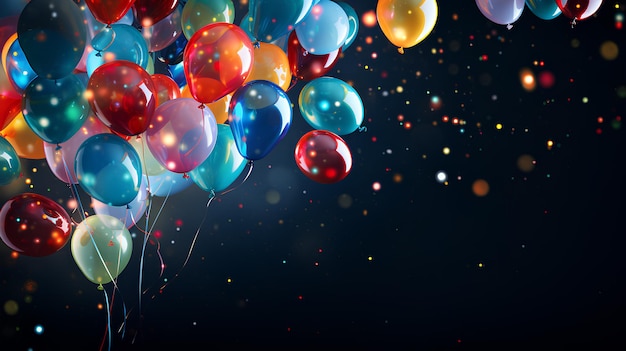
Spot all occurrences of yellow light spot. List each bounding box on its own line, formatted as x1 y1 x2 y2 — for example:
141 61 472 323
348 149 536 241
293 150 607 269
478 262 484 268
495 123 503 130
227 278 232 283
367 256 373 261
442 147 451 155
547 139 554 150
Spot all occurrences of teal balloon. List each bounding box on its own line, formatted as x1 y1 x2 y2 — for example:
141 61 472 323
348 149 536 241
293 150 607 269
22 75 89 144
336 2 358 50
4 38 37 93
298 76 363 135
247 0 314 42
229 80 293 161
17 0 87 79
0 136 21 186
190 124 247 193
75 134 143 206
294 0 348 54
525 0 562 20
86 24 150 76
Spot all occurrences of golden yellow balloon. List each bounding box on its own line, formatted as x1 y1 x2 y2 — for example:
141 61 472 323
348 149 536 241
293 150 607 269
0 112 45 159
181 85 231 124
377 0 438 53
245 42 292 92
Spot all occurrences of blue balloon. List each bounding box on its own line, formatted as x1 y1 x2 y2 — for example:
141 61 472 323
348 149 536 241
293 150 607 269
525 0 562 20
22 74 89 144
0 135 21 186
247 0 314 42
75 134 143 206
294 0 348 54
229 80 292 161
4 37 37 93
147 169 193 197
189 124 247 193
157 33 187 65
168 61 187 88
86 24 150 76
336 2 358 50
298 76 363 135
17 0 86 79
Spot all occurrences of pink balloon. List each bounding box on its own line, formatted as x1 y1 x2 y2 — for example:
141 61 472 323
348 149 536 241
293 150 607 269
145 98 218 174
44 115 111 184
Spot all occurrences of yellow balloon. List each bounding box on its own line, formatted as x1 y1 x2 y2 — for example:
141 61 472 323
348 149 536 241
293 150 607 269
245 42 292 92
0 112 45 159
181 85 231 124
376 0 438 53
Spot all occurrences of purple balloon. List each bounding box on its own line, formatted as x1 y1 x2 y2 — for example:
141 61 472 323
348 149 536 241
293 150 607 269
475 0 525 26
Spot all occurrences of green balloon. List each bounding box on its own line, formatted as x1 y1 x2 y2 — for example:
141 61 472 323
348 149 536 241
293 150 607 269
71 214 133 285
181 0 235 39
0 136 21 186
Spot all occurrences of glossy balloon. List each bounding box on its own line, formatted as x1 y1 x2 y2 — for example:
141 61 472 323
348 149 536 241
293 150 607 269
0 135 20 185
75 133 143 206
184 23 254 104
298 76 363 135
2 33 37 93
377 0 438 52
475 0 525 25
17 0 86 79
71 214 133 285
142 4 183 52
85 0 136 25
181 0 235 39
87 60 157 136
294 0 349 55
525 0 562 20
92 176 149 228
189 124 247 193
146 98 218 173
22 75 89 144
245 42 292 91
158 33 188 65
0 18 22 130
86 24 150 76
229 80 292 160
134 0 179 26
1 112 45 159
555 0 603 20
147 169 193 196
247 0 314 42
0 193 71 257
336 2 359 50
152 73 182 106
287 30 341 82
294 129 352 184
43 116 111 184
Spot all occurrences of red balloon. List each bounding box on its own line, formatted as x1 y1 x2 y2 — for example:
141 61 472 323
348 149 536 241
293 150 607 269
0 193 72 257
184 23 254 104
85 0 136 25
288 31 342 82
555 0 603 20
294 130 352 184
151 73 182 106
87 61 158 136
133 0 179 26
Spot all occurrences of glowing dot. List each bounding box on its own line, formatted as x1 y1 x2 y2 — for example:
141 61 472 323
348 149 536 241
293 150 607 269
362 10 377 27
517 154 536 173
478 262 484 268
3 300 19 315
436 171 447 183
472 179 490 197
34 324 44 335
495 123 503 130
368 256 373 261
227 278 232 283
396 86 404 93
97 303 103 310
547 140 554 150
520 68 536 91
600 40 619 60
442 147 451 155
582 97 589 103
372 182 381 191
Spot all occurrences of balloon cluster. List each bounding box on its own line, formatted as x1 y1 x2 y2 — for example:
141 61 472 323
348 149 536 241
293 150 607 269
475 0 604 27
0 0 364 287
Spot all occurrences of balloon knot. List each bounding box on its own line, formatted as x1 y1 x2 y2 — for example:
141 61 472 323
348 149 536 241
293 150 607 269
183 173 190 179
198 104 205 109
357 126 368 132
506 23 513 30
95 51 102 57
97 284 104 291
397 47 404 55
55 144 62 151
105 24 112 29
570 17 577 28
253 40 261 49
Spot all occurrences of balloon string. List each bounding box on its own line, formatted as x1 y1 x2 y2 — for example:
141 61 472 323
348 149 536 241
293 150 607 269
98 286 112 351
59 147 87 221
218 160 254 197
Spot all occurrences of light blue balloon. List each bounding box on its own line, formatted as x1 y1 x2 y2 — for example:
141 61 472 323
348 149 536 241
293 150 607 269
525 0 562 20
294 0 348 54
86 24 150 76
247 0 314 42
298 76 363 135
0 135 21 186
4 38 37 93
336 2 358 51
147 169 192 197
75 134 143 206
189 124 247 193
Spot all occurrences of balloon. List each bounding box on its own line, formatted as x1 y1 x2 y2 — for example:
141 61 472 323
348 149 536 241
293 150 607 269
377 0 438 53
475 0 525 26
2 33 37 93
17 0 87 79
92 176 149 228
183 86 231 123
294 0 349 55
181 0 235 40
555 0 603 20
71 214 133 285
141 4 183 53
1 112 45 159
129 135 166 176
87 60 157 136
145 98 218 173
247 0 314 42
86 24 151 76
158 32 188 65
0 135 20 185
22 75 89 145
525 0 562 20
287 30 341 82
0 193 71 257
0 16 21 130
298 76 363 135
294 129 352 184
85 0 136 25
336 2 359 50
147 168 193 196
184 23 254 104
134 0 179 27
75 133 143 206
229 80 292 161
43 115 111 184
245 42 292 91
189 124 247 193
152 73 182 106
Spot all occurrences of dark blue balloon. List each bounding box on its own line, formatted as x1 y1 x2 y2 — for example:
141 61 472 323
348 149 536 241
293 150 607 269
168 61 187 88
75 134 143 206
157 33 187 65
229 80 292 161
17 0 87 79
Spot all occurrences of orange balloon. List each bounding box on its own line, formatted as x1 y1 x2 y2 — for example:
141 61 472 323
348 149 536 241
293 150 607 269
245 42 292 92
1 112 45 159
377 0 438 53
181 85 230 124
151 73 182 106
